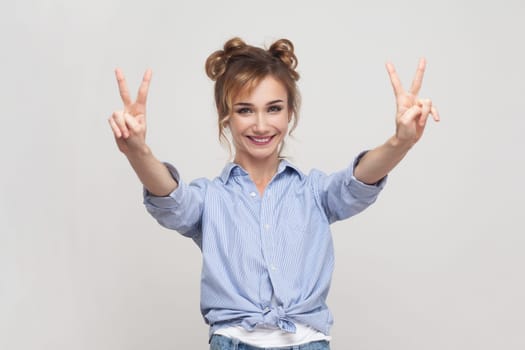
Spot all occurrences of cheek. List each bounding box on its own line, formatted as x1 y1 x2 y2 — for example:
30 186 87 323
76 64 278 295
278 121 289 135
228 119 249 138
282 113 291 128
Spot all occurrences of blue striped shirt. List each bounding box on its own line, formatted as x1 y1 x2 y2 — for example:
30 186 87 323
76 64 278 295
143 153 386 337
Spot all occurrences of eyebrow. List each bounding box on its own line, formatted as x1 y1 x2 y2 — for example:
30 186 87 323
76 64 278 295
234 99 285 106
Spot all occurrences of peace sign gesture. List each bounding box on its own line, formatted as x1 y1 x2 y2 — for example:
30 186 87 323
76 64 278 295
386 58 440 146
108 68 152 155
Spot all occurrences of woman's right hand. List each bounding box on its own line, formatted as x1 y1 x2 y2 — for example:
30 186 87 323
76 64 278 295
108 68 152 155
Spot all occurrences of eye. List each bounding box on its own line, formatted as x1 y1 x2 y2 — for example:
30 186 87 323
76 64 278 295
268 105 283 113
236 107 252 115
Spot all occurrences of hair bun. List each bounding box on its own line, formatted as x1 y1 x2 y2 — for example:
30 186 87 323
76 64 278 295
205 37 247 81
223 37 246 54
269 39 299 81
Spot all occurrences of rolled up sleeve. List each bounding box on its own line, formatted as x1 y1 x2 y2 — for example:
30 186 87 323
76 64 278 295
321 151 387 223
143 162 205 240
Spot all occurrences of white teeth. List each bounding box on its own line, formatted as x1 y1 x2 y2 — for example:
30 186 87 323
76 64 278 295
251 137 271 143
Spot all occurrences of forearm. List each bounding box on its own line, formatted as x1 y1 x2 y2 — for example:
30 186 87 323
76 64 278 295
354 135 412 185
125 144 178 196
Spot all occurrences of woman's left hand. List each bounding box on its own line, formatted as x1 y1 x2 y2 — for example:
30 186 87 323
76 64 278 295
386 58 440 147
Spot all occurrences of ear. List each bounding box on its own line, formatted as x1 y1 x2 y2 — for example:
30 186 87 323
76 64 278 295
221 115 231 128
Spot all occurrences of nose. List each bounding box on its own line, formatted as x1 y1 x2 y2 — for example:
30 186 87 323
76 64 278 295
253 112 269 134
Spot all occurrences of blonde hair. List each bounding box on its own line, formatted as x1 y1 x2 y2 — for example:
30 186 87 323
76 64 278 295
205 37 301 151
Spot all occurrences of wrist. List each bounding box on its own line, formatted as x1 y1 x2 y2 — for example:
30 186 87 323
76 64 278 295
388 135 414 151
125 142 152 159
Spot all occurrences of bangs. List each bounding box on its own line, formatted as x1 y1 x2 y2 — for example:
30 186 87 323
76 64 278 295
223 69 269 115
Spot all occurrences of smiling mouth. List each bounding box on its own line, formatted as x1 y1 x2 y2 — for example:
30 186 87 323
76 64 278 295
247 135 274 145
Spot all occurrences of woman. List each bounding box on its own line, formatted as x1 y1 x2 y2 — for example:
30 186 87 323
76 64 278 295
108 37 439 350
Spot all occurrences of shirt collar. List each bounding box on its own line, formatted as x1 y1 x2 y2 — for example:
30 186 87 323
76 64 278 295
219 159 304 184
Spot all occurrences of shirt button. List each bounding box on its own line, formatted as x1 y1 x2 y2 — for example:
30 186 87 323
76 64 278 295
263 307 270 312
249 191 257 198
270 264 277 271
264 224 270 230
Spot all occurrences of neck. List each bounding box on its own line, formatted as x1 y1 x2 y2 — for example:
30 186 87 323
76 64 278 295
234 156 280 195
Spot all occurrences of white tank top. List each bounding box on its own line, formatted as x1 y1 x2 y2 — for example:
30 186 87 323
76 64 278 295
214 323 331 348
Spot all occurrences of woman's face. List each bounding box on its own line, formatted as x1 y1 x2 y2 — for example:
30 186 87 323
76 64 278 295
228 75 290 167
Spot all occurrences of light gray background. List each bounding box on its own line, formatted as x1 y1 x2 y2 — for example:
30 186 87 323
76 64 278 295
1 0 524 349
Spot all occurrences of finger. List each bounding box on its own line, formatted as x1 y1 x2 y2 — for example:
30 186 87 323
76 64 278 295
115 68 132 107
123 111 140 132
419 99 431 126
111 110 129 138
409 58 426 96
386 62 405 97
136 69 152 106
398 104 422 125
108 117 122 138
431 106 440 122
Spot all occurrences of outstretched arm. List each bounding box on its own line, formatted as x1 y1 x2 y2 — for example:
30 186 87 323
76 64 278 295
354 58 440 184
108 69 177 196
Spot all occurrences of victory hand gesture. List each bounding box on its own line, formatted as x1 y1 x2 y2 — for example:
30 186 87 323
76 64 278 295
386 58 440 146
108 68 152 155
